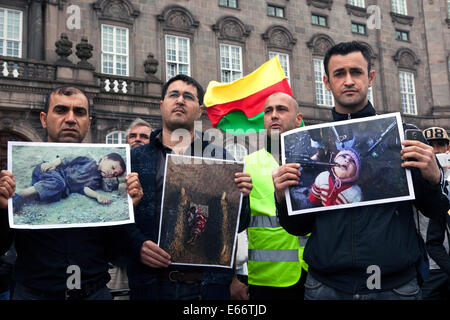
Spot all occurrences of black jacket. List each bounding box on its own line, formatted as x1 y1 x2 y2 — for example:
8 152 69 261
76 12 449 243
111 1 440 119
277 103 450 294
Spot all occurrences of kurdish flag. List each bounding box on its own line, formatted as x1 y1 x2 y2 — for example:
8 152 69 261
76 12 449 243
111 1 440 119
204 57 293 134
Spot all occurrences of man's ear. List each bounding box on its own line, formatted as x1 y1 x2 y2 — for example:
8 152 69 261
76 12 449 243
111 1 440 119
40 112 47 129
296 113 303 127
368 70 375 88
197 104 205 120
323 75 331 91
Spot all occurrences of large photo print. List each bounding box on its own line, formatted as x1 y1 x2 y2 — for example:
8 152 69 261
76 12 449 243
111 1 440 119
281 113 414 216
158 154 244 268
8 142 133 229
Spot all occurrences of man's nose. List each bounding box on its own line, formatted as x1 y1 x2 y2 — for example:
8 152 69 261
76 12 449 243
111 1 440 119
344 73 355 86
65 110 76 123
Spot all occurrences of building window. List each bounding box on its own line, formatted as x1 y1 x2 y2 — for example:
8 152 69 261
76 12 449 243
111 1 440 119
348 0 365 7
392 0 407 15
395 30 409 41
351 22 366 35
399 71 417 115
165 35 190 81
106 131 127 144
311 14 328 27
448 0 450 17
220 44 242 82
101 24 129 76
269 51 290 84
0 8 22 58
225 143 247 161
219 0 238 8
368 86 374 106
268 5 285 18
313 58 334 107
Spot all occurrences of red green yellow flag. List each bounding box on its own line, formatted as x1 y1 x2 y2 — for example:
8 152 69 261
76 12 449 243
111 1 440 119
204 57 294 134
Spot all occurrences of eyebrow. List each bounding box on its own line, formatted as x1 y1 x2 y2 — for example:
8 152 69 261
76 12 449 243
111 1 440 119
333 67 364 74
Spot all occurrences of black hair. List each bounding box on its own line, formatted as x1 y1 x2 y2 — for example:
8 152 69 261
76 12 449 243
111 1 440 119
103 153 126 174
323 41 372 78
161 74 204 105
44 85 90 115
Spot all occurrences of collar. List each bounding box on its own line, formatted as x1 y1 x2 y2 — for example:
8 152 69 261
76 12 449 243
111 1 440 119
153 128 203 155
332 101 376 122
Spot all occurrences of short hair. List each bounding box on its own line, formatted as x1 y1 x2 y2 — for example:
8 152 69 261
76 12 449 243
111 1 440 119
323 41 372 78
267 92 300 113
126 118 152 138
44 85 90 115
103 153 126 174
161 74 205 105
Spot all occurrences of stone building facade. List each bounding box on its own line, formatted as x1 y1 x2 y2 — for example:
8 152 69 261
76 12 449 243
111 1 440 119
0 0 449 167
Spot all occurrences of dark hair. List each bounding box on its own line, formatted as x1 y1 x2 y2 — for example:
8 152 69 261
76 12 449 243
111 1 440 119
44 85 90 115
161 74 204 105
323 41 372 78
103 153 126 174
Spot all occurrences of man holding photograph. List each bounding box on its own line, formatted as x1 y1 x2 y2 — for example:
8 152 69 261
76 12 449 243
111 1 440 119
0 85 143 300
274 41 449 300
240 92 308 300
126 74 252 300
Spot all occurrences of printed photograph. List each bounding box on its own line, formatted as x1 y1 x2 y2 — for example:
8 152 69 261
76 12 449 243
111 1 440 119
8 142 133 229
158 154 244 268
281 113 415 216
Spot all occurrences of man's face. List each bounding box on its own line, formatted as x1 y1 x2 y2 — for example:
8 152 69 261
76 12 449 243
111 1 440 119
127 125 151 149
98 157 124 178
40 93 91 143
263 93 303 137
333 153 357 180
160 80 203 132
323 51 375 113
429 140 449 154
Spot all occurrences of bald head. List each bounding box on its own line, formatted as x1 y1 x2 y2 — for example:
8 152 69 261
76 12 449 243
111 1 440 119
264 92 303 136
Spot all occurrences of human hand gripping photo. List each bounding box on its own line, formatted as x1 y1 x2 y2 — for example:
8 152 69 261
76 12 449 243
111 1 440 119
272 163 301 203
0 170 15 209
401 139 441 186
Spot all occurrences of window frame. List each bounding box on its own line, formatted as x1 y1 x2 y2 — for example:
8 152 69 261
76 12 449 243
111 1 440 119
165 34 191 81
395 29 409 42
0 7 23 58
269 51 290 85
311 13 328 27
392 0 407 15
219 0 238 8
348 0 365 8
313 58 334 108
399 71 417 115
219 43 243 83
267 4 285 18
106 131 127 144
101 24 129 76
351 22 367 35
225 143 248 161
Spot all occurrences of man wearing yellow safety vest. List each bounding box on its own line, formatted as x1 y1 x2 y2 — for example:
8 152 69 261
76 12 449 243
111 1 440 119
243 92 309 300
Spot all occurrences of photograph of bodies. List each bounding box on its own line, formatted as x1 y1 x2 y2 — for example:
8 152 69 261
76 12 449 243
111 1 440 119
281 113 415 216
8 142 133 229
158 154 244 268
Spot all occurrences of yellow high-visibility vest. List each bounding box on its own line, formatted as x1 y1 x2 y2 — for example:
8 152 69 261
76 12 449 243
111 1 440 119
244 149 308 287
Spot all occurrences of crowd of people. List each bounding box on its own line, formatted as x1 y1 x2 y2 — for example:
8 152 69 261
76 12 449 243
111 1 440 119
0 41 448 301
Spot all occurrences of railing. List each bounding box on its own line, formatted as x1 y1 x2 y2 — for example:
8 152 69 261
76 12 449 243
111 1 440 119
0 55 56 81
95 73 154 96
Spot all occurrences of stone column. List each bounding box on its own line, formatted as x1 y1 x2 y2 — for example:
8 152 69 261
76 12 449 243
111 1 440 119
28 0 44 60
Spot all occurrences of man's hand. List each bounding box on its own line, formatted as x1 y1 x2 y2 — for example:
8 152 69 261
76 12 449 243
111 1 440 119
126 172 143 207
272 163 301 203
140 240 171 268
0 170 15 209
234 172 252 197
401 140 441 185
230 276 249 300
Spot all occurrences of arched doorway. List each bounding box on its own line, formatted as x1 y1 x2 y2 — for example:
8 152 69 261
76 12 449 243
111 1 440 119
0 131 30 169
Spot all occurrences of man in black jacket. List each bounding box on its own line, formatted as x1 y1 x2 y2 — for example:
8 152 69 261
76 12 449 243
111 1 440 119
0 85 143 300
274 41 449 300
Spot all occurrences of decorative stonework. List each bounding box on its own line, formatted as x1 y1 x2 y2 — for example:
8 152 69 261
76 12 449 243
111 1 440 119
76 37 94 70
345 3 369 18
393 48 420 70
93 0 140 24
212 16 251 43
306 0 333 10
390 12 414 26
55 33 73 66
157 5 199 34
144 53 159 75
306 34 334 56
262 25 297 51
